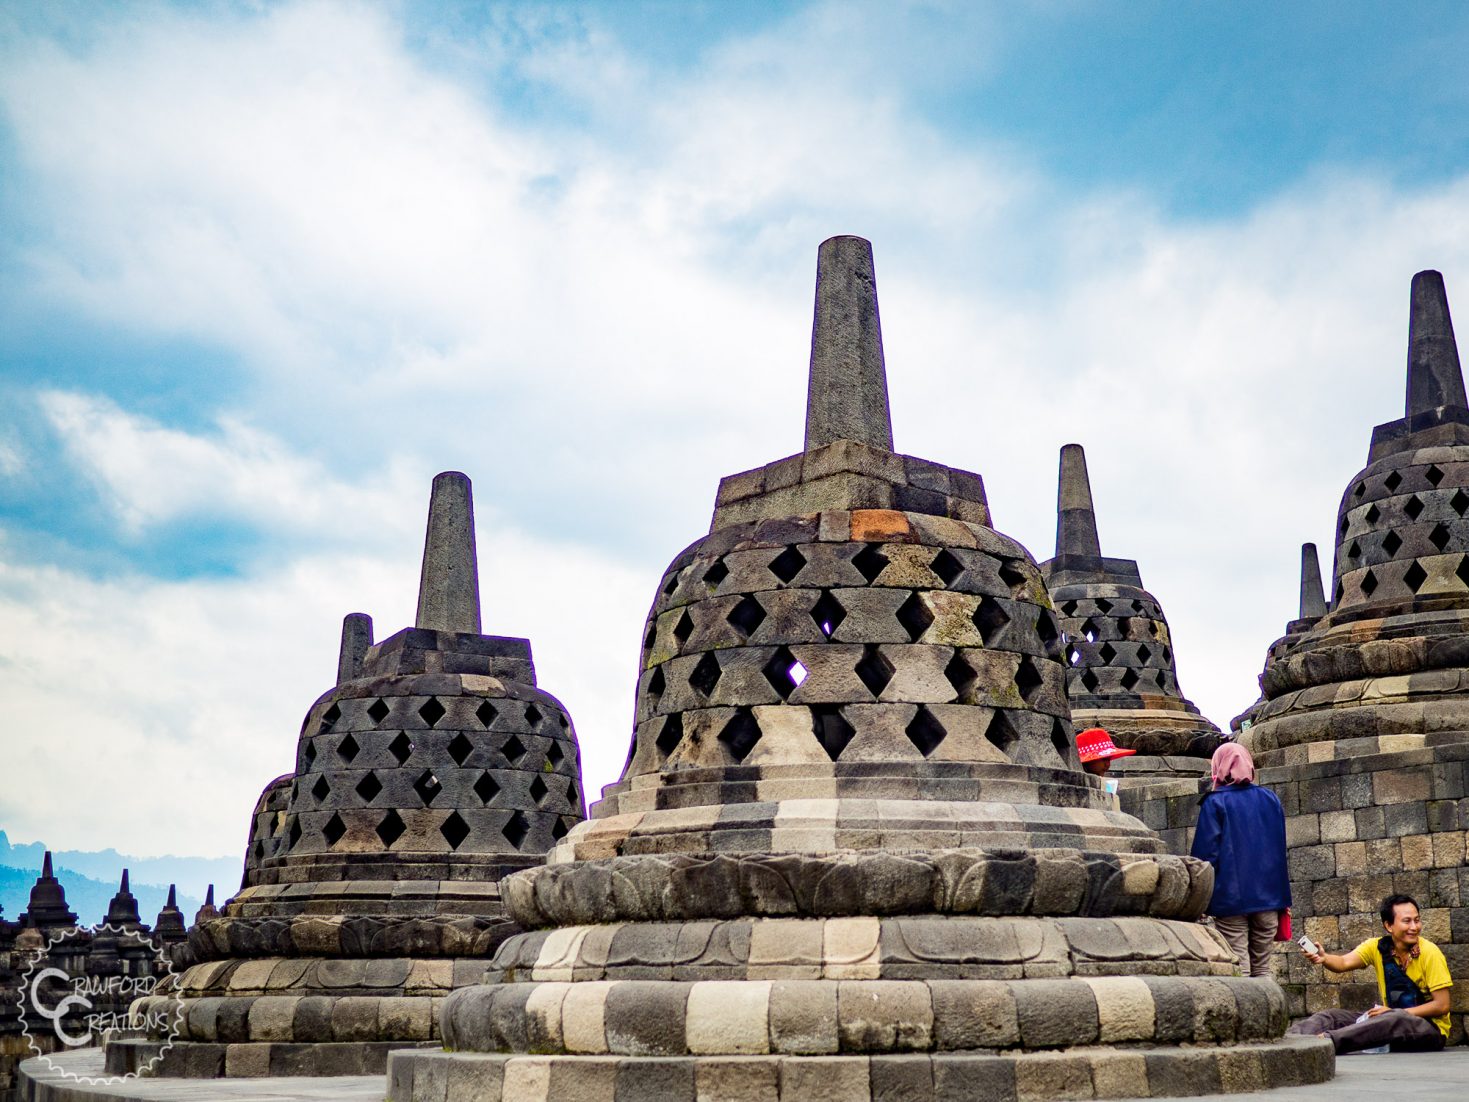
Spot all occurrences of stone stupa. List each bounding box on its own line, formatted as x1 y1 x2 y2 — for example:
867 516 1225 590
1230 543 1328 734
1040 444 1223 787
16 852 77 929
386 237 1331 1101
114 472 587 1077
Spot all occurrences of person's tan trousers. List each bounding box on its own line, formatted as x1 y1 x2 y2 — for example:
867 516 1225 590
1213 911 1280 977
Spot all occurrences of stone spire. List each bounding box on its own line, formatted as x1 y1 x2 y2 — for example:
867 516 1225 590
192 884 217 925
711 237 989 531
19 852 77 928
153 884 187 943
1406 270 1467 416
104 869 141 927
1055 442 1103 560
803 235 893 452
336 612 373 684
1372 271 1469 460
415 472 481 635
1299 542 1327 620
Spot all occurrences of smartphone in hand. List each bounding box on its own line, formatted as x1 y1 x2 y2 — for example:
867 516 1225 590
1298 935 1319 956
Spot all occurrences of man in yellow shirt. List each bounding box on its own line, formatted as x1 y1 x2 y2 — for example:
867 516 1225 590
1287 894 1451 1054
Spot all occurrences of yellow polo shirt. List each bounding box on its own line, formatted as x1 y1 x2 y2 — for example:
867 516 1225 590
1354 936 1453 1038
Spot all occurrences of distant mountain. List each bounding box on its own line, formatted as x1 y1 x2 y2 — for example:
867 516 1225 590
0 831 240 928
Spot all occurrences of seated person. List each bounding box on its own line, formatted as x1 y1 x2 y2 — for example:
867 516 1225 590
1287 893 1451 1053
1075 728 1134 793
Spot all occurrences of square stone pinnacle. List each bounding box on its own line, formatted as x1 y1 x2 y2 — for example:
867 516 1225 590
710 439 989 532
366 627 536 683
1368 407 1469 463
1040 554 1145 589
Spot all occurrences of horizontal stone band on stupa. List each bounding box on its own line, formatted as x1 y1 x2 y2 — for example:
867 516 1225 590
1246 272 1469 752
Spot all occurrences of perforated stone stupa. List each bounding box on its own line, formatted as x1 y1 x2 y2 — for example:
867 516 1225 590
1040 443 1222 787
386 237 1331 1102
111 472 586 1078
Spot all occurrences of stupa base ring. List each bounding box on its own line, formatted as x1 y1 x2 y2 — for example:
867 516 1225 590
105 1037 435 1079
387 1036 1333 1101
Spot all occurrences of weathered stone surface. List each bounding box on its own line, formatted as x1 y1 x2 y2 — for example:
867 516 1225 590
1144 272 1469 1045
805 236 892 454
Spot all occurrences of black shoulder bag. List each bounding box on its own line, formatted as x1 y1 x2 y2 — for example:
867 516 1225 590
1378 936 1429 1009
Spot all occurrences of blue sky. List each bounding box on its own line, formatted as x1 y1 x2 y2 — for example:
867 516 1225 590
3 0 1469 857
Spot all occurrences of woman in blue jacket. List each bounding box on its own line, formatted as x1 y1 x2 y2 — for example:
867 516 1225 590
1190 743 1291 977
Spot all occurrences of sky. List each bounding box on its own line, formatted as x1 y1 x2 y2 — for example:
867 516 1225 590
4 0 1469 859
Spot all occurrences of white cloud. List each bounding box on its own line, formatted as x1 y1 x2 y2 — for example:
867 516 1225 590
4 2 1469 856
39 390 422 538
0 508 648 857
0 436 23 478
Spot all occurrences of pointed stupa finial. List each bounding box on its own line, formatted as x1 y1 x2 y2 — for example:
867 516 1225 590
105 867 140 926
415 472 482 635
804 235 894 453
21 849 76 927
1055 443 1103 559
337 612 373 683
153 883 186 942
1299 543 1327 619
1406 270 1467 416
193 883 218 925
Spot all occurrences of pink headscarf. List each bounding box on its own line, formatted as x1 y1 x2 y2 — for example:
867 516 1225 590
1210 742 1256 788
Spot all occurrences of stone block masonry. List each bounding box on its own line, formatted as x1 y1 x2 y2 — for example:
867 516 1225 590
1124 742 1469 1041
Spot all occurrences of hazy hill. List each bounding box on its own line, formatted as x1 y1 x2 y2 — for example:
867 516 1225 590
0 831 239 927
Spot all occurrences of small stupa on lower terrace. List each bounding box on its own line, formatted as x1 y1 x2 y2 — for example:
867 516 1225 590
113 472 587 1078
1040 443 1223 787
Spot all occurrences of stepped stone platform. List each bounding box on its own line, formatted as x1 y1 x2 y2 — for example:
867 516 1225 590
108 474 586 1079
383 236 1332 1100
1 858 189 1102
1040 445 1221 790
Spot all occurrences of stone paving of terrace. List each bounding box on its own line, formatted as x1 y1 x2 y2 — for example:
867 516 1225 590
21 1049 1469 1102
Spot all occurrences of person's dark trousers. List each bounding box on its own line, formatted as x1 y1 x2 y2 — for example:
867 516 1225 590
1287 1008 1445 1053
